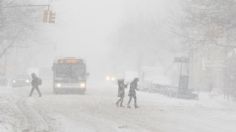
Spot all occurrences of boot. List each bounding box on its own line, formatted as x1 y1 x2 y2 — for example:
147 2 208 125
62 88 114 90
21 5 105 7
116 101 119 107
120 104 125 107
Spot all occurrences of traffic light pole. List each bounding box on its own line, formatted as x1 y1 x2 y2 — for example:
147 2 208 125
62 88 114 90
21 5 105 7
3 4 50 9
3 3 56 23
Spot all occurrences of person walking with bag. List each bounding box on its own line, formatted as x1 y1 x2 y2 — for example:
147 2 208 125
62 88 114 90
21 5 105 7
29 73 42 97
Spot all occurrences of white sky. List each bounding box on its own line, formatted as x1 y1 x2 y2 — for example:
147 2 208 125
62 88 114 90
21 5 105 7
41 0 180 80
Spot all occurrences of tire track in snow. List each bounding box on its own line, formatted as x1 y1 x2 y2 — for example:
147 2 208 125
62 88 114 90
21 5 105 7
17 98 49 132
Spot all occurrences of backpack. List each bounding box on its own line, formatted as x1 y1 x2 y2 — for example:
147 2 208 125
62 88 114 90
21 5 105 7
37 78 42 85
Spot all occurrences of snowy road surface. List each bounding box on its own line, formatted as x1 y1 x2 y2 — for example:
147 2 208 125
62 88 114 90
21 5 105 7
1 85 236 132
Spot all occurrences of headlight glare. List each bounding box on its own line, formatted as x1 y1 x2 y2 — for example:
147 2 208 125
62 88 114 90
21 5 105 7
56 83 61 88
80 82 86 88
106 76 110 81
111 77 116 81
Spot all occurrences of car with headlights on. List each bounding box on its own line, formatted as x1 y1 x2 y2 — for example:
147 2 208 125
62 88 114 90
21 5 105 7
12 74 31 87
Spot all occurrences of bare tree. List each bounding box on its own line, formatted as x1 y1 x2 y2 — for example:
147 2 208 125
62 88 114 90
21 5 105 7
177 0 236 92
0 0 41 59
179 0 236 49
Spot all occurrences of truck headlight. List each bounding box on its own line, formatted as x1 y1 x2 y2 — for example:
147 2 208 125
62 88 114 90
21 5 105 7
25 79 30 83
56 83 61 88
12 80 16 83
80 82 86 88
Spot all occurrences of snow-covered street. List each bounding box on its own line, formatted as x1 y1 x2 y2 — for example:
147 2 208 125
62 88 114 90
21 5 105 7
2 0 236 132
1 85 235 132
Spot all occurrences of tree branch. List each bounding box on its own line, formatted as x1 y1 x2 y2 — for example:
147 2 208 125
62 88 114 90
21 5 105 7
0 31 21 58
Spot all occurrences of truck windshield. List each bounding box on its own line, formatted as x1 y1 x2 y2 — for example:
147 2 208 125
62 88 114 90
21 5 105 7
54 63 86 80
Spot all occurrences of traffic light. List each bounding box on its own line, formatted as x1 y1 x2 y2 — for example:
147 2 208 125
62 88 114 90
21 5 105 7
43 10 56 23
43 10 49 23
49 11 56 23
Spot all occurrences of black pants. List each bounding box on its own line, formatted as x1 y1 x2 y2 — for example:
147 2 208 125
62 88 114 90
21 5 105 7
29 86 42 97
127 96 137 107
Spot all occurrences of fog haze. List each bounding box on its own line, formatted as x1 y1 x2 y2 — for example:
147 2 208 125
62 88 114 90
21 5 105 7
40 0 181 82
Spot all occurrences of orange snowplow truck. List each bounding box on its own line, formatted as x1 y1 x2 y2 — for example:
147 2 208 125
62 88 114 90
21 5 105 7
52 57 88 94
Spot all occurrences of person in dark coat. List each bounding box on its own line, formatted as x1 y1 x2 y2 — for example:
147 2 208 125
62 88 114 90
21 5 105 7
116 79 127 107
29 73 42 97
127 78 139 108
